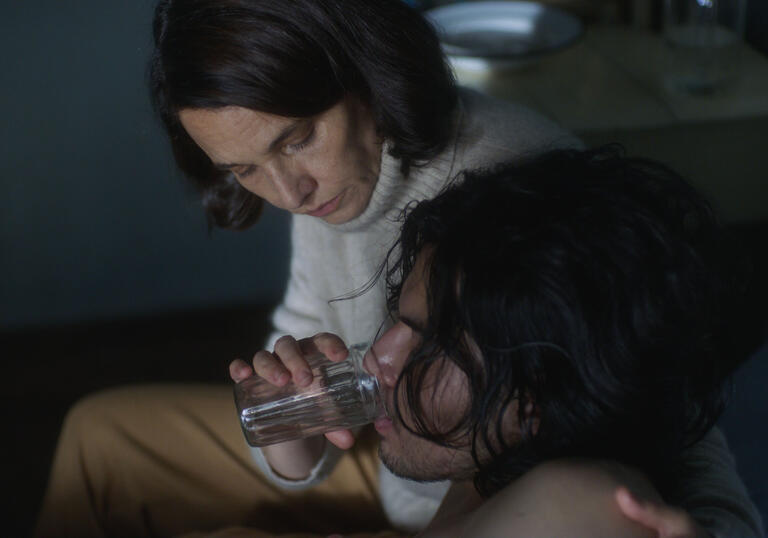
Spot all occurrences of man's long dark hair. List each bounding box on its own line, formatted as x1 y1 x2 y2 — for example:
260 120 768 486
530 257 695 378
150 0 457 229
385 147 740 499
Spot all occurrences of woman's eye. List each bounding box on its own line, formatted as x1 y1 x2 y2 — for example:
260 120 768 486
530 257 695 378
285 126 315 154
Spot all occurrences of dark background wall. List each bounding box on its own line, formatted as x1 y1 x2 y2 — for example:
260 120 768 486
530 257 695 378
2 6 291 531
746 0 768 52
1 0 291 330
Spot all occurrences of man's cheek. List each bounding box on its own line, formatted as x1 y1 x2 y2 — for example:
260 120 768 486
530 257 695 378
416 375 470 433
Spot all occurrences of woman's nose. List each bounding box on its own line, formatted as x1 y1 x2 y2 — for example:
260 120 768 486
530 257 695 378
267 163 317 210
275 175 316 210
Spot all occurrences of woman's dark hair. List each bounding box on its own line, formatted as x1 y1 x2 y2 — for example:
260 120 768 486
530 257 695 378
385 146 740 499
150 0 457 229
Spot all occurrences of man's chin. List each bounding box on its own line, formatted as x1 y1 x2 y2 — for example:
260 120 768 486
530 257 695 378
378 445 412 480
378 445 447 483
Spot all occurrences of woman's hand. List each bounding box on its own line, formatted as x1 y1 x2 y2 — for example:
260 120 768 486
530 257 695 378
229 332 356 451
616 487 712 538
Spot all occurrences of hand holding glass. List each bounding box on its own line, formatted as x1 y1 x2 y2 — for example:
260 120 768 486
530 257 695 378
234 343 384 447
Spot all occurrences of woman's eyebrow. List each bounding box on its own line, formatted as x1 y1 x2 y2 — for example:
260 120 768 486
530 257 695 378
266 120 304 152
214 162 255 171
213 120 305 169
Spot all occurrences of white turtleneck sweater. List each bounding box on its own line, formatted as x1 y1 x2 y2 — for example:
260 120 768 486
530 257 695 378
249 88 763 537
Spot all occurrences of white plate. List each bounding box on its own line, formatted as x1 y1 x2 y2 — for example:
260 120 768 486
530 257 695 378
426 1 583 69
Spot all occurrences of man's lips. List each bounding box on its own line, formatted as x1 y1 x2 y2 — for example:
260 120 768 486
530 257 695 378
374 415 393 434
306 192 343 217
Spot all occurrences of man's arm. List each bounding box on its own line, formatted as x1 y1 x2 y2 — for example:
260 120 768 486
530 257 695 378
614 427 763 538
459 459 659 538
616 487 712 538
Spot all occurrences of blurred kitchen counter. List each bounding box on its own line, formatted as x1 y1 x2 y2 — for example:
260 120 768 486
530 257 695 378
454 26 768 222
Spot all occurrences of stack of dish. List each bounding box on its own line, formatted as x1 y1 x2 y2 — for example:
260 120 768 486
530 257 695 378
426 1 584 74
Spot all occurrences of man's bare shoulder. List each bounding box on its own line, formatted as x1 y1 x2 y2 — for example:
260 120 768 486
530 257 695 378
460 459 661 538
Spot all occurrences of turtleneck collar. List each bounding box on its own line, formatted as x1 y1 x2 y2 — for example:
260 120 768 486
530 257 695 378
322 98 465 234
321 140 405 233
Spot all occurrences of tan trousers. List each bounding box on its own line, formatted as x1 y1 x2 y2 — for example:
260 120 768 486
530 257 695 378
34 384 398 538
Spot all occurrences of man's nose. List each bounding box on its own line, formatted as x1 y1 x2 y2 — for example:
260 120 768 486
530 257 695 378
369 326 415 388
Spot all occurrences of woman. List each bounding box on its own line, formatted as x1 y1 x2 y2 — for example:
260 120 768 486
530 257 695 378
34 1 761 537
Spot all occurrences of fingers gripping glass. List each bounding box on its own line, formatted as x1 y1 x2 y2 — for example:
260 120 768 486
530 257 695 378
234 343 384 446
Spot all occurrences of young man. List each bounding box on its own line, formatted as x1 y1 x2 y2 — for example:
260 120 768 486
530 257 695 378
235 147 762 536
358 147 759 535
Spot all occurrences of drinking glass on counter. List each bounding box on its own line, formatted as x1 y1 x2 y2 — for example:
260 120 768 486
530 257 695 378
663 0 747 94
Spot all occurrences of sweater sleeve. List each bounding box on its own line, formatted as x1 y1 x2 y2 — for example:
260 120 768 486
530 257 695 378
249 217 349 490
677 427 764 538
248 443 344 491
264 217 326 350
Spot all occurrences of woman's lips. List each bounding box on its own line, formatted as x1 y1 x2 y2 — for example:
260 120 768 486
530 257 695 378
306 192 343 218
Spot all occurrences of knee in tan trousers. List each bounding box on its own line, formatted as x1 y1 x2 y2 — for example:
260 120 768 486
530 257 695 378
34 384 388 538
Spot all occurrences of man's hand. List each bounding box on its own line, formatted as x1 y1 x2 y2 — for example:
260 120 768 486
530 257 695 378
616 487 712 538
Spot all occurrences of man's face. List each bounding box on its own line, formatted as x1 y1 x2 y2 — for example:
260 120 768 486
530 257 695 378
363 251 476 482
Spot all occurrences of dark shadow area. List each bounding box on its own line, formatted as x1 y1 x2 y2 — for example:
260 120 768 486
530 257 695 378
715 221 768 528
720 340 768 530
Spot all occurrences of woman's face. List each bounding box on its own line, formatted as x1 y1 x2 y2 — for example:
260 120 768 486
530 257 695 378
179 97 382 224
